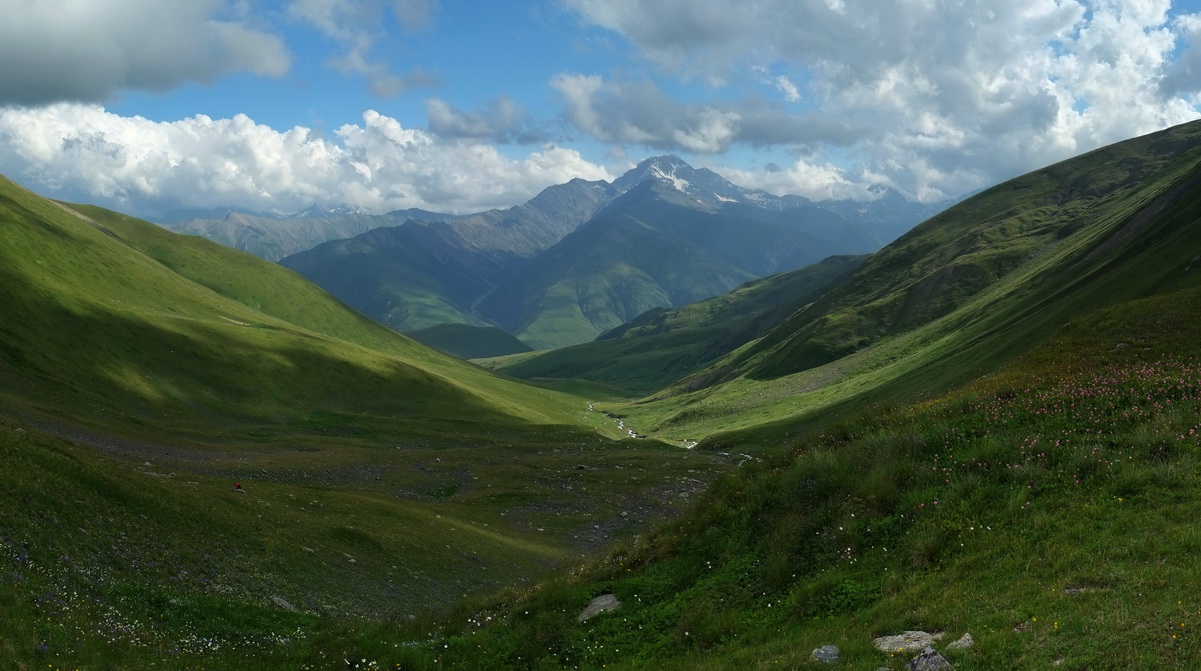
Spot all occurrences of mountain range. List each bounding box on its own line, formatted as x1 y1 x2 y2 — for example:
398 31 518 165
273 156 945 349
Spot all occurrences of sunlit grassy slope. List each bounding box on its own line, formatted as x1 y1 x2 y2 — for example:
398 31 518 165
605 119 1201 447
0 184 586 438
0 175 726 668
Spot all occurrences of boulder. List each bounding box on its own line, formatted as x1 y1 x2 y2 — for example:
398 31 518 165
908 646 953 671
271 596 297 612
811 645 840 664
873 630 944 653
578 594 621 623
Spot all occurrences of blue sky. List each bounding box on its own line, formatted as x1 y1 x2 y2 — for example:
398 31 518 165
3 0 1201 219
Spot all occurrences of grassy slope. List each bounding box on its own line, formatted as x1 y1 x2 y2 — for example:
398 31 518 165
393 255 1201 671
604 120 1201 446
0 178 728 668
494 255 868 395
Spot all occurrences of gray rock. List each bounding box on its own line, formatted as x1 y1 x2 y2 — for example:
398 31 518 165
811 645 840 664
908 646 953 671
578 593 621 623
271 596 297 612
946 633 973 650
873 631 944 653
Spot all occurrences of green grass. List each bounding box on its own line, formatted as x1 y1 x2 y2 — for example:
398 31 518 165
0 175 732 668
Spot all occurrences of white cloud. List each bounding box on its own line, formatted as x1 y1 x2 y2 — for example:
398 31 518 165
720 159 877 202
562 0 1201 200
0 0 289 105
289 0 439 97
0 104 612 217
774 76 801 103
425 96 543 143
550 74 856 153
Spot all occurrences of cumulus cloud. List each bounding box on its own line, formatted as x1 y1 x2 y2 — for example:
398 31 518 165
551 74 857 153
425 96 547 143
290 0 439 97
563 0 1201 200
0 0 289 105
0 104 612 218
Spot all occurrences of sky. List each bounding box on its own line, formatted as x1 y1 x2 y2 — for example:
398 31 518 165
3 0 1201 220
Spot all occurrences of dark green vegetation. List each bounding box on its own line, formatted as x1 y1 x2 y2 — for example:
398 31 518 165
277 156 940 349
407 323 533 360
490 254 867 395
0 175 724 668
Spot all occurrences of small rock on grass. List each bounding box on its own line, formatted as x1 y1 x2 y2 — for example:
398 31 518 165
578 594 621 623
811 645 840 664
271 596 297 612
908 646 953 671
946 633 973 649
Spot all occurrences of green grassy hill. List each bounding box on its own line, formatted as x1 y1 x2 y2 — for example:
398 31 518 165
493 254 867 395
0 176 725 669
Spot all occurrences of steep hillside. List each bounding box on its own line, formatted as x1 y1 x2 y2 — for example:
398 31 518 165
492 254 867 394
604 119 1201 445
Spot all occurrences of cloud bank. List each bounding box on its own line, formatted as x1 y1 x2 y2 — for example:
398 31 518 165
0 104 611 218
0 0 289 106
562 0 1201 200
